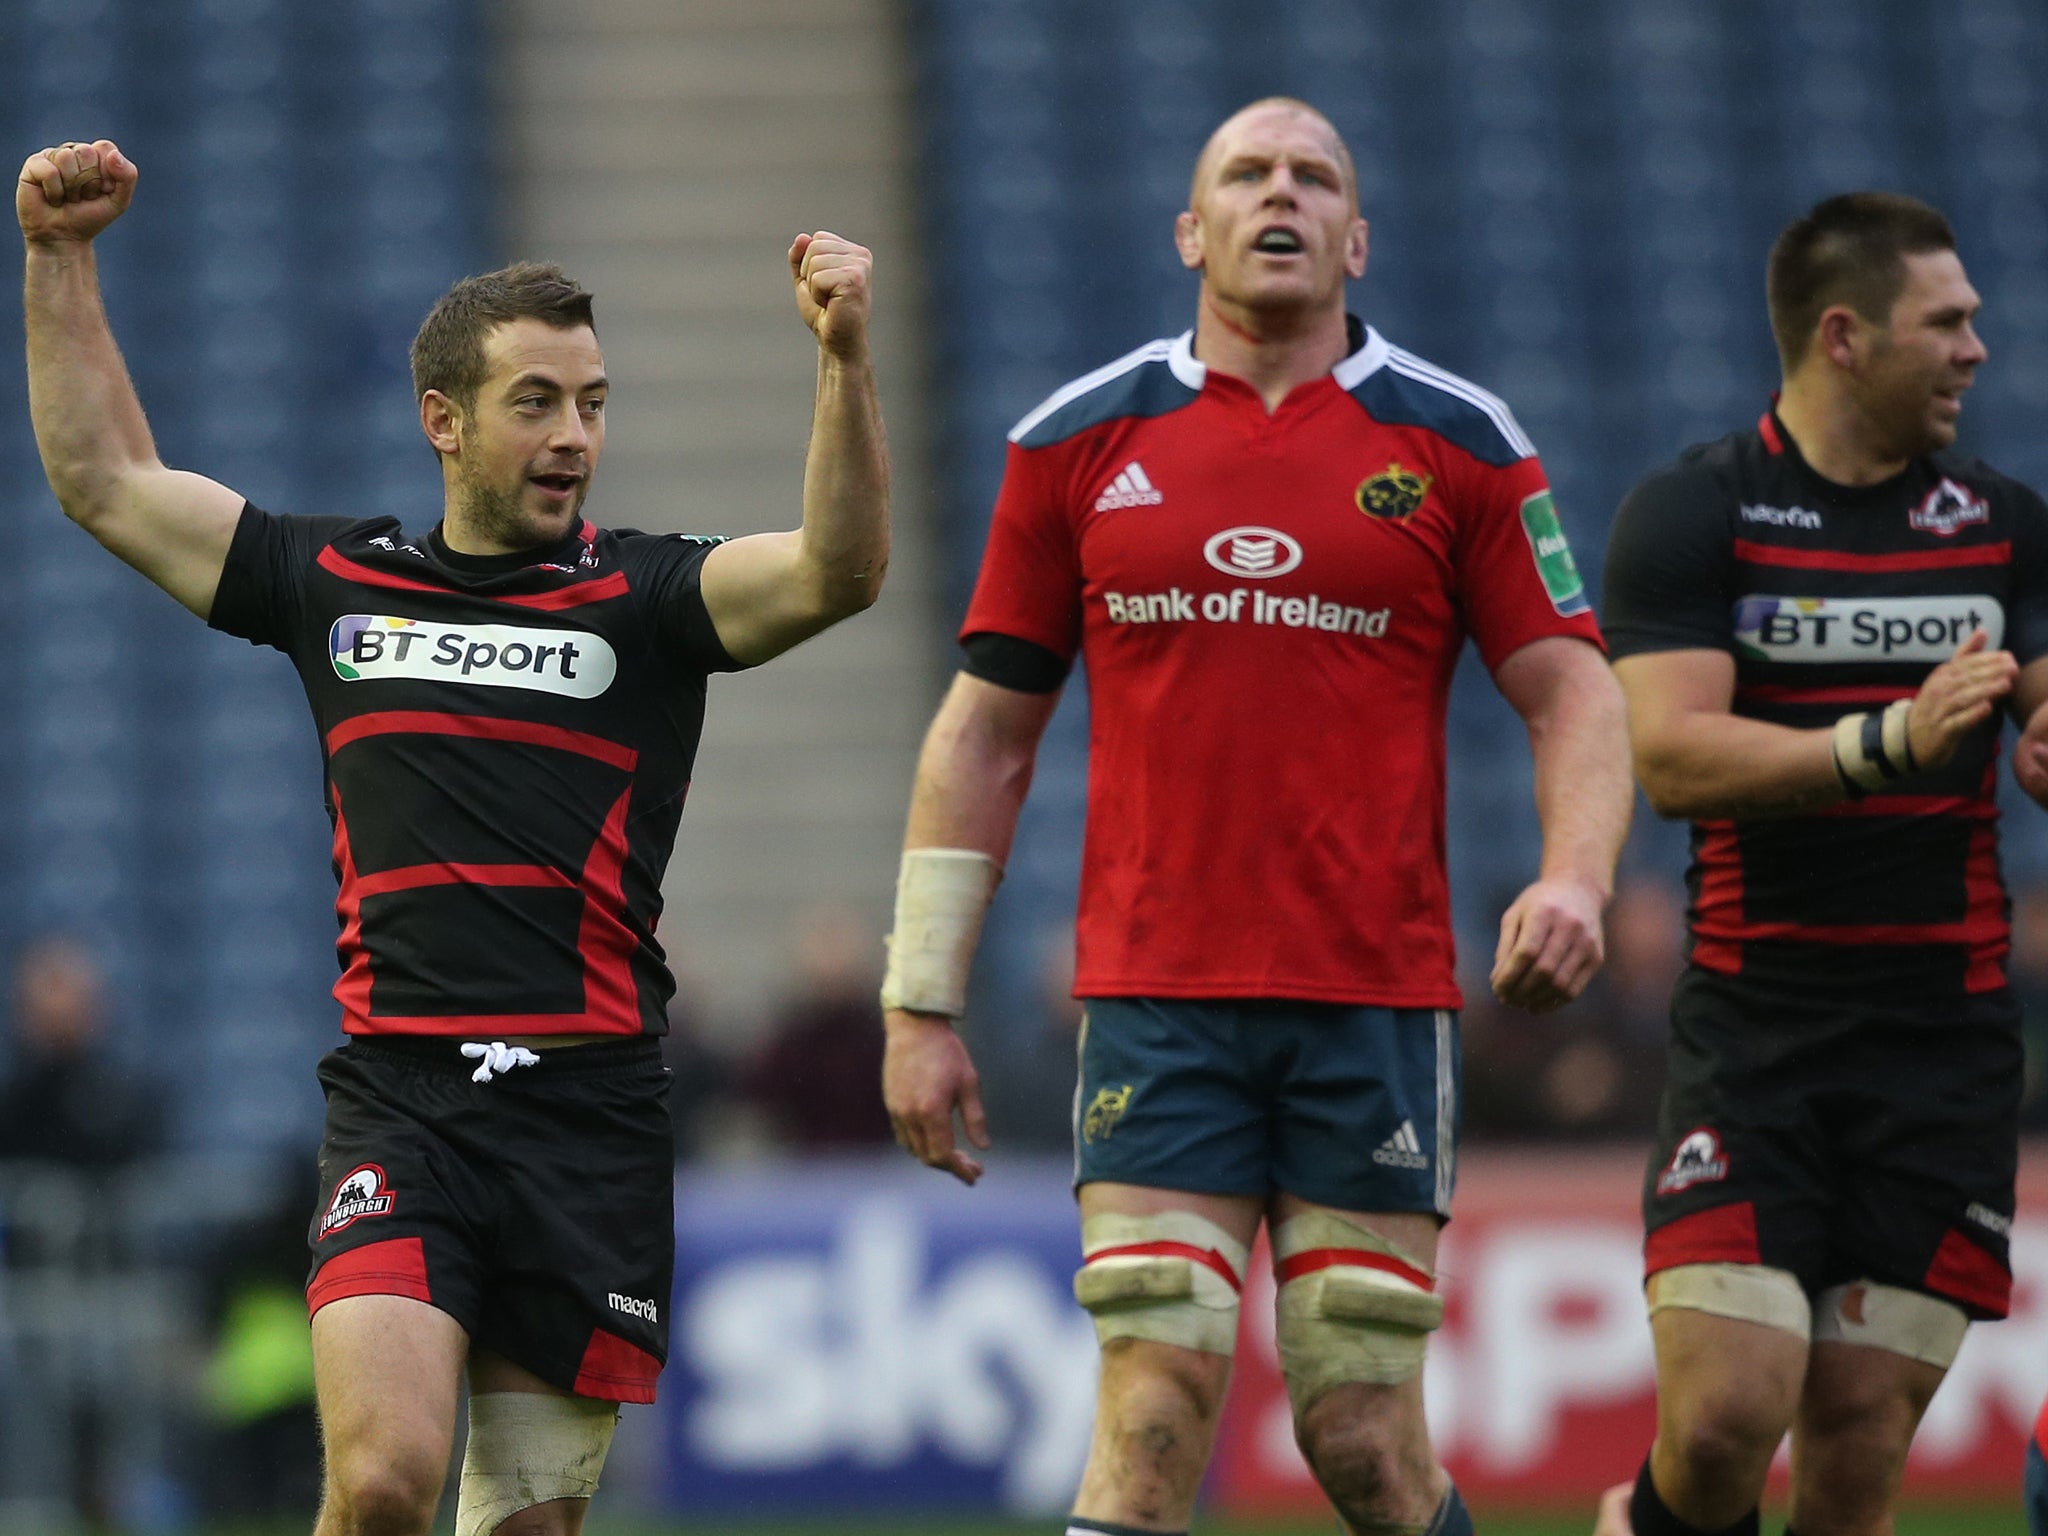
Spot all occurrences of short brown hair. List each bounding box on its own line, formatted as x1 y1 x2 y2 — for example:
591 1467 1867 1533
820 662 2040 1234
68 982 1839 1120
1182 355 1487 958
1766 192 1956 369
409 262 596 408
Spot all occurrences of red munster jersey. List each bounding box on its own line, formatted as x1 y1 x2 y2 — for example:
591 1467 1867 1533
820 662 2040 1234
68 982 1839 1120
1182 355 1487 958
962 322 1604 1006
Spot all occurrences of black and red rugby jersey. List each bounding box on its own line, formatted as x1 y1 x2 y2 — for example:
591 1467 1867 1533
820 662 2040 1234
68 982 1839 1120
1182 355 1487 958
209 506 744 1037
1604 408 2048 1000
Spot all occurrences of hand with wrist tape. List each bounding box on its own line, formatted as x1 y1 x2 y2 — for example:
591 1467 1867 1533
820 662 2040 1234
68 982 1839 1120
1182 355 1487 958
1832 629 2013 795
880 848 1000 1185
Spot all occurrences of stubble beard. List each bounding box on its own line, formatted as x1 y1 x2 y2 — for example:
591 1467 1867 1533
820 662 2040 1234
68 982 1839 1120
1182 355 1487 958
455 463 582 552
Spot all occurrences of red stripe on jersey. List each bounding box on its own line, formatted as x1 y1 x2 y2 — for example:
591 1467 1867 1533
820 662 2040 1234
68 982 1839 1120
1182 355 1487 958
325 711 639 771
1732 538 2011 572
1694 915 2003 947
573 1328 662 1404
332 793 373 1025
316 548 448 594
576 788 643 1033
1689 822 1745 975
1085 1240 1244 1293
1757 411 1783 455
1734 683 1916 706
352 863 576 898
1813 794 1994 820
500 570 629 610
1924 1228 2011 1317
1963 820 2009 992
317 546 629 609
307 1237 431 1315
1274 1246 1434 1293
1645 1203 1759 1274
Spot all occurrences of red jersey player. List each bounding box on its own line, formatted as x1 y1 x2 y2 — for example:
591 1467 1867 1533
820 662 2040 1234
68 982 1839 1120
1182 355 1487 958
882 99 1631 1536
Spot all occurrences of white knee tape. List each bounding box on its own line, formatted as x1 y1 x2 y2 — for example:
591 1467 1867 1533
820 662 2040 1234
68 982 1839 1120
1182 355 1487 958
1647 1263 1812 1340
1813 1281 1969 1368
1271 1212 1443 1409
1074 1211 1248 1357
457 1392 620 1536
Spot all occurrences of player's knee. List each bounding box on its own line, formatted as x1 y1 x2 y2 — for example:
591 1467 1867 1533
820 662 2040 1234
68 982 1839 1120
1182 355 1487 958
1292 1383 1434 1520
1074 1210 1248 1359
1662 1389 1789 1482
322 1446 445 1536
1098 1335 1234 1440
1271 1211 1443 1414
455 1392 618 1536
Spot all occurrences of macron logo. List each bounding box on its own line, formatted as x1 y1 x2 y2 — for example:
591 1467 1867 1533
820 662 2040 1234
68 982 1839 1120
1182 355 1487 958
609 1292 659 1324
1095 461 1164 512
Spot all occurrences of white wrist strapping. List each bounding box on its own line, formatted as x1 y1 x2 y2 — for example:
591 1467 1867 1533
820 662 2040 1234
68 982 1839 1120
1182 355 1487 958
1830 698 1918 794
879 848 1002 1016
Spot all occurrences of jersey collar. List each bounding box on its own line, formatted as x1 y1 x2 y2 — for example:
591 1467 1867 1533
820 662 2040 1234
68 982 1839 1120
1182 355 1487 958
428 518 588 574
1168 315 1392 392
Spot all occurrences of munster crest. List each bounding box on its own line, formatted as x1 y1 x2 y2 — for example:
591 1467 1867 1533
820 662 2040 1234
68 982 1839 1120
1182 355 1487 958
1356 462 1433 520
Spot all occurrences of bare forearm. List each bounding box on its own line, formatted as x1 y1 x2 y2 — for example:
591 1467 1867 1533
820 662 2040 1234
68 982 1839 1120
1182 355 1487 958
905 718 1033 859
1637 714 1843 820
797 350 890 617
1528 677 1633 896
24 240 157 513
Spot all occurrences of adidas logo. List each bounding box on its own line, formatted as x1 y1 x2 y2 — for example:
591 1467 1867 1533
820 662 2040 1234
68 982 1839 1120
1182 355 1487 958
1371 1120 1429 1171
1094 461 1164 512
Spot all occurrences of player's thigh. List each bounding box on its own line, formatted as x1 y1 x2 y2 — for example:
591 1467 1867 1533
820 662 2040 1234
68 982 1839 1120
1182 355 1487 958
1076 1179 1261 1413
1788 1339 1947 1526
313 1293 468 1488
1073 998 1270 1197
1648 1302 1806 1449
1266 1003 1459 1219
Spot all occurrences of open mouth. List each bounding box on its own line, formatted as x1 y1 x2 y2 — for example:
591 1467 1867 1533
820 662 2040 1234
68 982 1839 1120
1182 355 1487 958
529 472 582 498
1252 226 1304 254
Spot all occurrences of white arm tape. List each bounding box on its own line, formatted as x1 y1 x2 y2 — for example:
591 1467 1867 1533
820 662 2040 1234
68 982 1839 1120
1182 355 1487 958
879 848 1001 1016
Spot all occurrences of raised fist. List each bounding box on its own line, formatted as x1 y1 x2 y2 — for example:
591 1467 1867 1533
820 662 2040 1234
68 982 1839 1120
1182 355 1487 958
787 230 872 359
18 139 136 245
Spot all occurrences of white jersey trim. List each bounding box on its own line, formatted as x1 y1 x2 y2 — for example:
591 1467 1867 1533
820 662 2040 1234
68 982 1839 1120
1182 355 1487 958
1008 337 1179 444
1332 324 1393 390
1383 345 1538 460
1165 330 1206 389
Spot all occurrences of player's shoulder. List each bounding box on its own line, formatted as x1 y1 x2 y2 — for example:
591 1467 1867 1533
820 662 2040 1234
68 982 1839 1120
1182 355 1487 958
1342 331 1537 468
1928 446 2047 508
1620 426 1758 510
1007 334 1202 449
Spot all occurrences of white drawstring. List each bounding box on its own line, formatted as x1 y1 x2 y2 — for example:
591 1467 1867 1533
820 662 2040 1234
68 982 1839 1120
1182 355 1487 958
461 1040 540 1083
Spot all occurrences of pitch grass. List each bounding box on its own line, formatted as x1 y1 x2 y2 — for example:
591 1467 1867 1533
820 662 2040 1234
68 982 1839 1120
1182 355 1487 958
204 1511 2024 1536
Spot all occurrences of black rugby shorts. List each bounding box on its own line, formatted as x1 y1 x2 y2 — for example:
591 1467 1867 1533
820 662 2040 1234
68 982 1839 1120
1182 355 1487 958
307 1036 673 1401
1641 968 2020 1320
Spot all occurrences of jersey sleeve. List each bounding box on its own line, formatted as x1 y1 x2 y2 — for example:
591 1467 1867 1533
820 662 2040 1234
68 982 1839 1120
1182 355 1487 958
2001 479 2048 667
638 534 748 674
1600 461 1737 660
1451 453 1606 671
207 503 361 652
959 442 1084 662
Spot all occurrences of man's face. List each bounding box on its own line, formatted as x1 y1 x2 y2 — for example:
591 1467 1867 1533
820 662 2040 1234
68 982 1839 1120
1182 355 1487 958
448 317 608 550
1175 104 1368 316
1852 249 1986 457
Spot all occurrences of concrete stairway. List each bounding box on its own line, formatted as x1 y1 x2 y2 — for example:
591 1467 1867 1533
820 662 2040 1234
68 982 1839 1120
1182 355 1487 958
501 0 941 1039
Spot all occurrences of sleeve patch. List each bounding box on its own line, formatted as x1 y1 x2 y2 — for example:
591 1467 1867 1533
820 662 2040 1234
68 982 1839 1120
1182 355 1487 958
1519 491 1588 616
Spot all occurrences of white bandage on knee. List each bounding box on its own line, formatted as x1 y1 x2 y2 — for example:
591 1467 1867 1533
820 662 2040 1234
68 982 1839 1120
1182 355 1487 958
1271 1212 1444 1409
1073 1211 1249 1357
456 1391 620 1536
878 848 1002 1017
1812 1280 1969 1368
1647 1262 1812 1340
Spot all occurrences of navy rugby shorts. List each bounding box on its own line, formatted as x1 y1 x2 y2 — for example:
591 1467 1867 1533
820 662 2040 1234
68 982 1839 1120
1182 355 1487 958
307 1035 673 1402
1642 968 2020 1320
1072 997 1460 1215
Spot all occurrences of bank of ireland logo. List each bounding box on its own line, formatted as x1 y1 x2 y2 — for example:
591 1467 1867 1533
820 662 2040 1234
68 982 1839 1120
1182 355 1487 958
1519 491 1588 617
319 1163 396 1237
1655 1128 1729 1196
1356 461 1433 520
1203 526 1303 579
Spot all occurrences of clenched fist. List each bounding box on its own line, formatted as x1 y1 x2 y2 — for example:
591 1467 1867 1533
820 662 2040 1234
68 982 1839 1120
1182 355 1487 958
18 139 136 245
788 230 872 360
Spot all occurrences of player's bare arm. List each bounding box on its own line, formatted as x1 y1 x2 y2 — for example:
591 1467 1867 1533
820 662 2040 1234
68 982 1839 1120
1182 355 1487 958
1618 630 2015 821
19 140 242 618
1487 635 1631 1012
883 672 1060 1185
699 231 889 665
2008 654 2048 809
